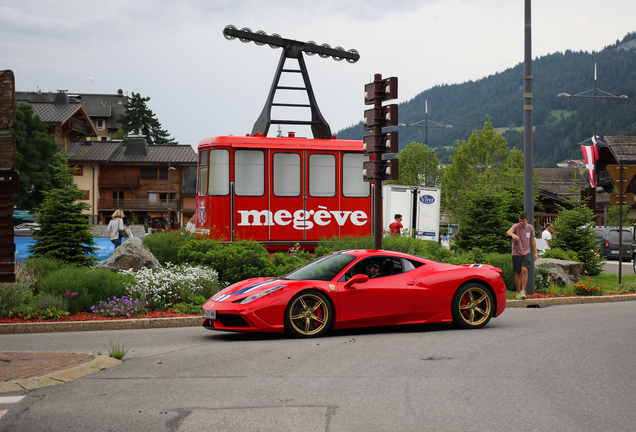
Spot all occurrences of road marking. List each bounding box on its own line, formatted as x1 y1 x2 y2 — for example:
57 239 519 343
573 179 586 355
0 396 25 403
0 395 25 419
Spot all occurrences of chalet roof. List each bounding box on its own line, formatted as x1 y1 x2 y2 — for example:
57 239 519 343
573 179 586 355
17 92 99 138
66 141 122 162
535 167 588 200
604 135 636 164
110 143 197 164
30 101 86 125
66 140 197 164
16 91 129 130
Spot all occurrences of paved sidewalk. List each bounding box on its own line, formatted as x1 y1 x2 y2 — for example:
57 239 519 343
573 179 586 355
0 351 121 393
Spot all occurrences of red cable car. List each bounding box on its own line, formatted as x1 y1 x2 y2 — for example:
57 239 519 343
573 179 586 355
195 133 371 251
195 26 370 251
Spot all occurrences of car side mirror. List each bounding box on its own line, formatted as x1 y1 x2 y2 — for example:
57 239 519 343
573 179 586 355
344 274 369 288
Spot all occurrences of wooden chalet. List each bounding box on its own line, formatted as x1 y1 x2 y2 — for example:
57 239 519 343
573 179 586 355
533 167 605 228
66 135 197 229
16 90 97 148
16 89 129 142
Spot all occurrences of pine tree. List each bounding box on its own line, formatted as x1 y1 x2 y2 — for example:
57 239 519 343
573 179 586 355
12 104 64 210
118 92 177 145
29 155 98 266
549 194 604 276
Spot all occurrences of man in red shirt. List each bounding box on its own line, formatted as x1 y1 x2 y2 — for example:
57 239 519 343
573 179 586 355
506 212 538 299
389 214 403 235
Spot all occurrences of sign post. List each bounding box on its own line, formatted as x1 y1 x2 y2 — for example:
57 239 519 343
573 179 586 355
362 74 399 250
606 164 636 283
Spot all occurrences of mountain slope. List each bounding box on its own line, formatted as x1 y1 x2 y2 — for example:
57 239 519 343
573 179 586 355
336 32 636 167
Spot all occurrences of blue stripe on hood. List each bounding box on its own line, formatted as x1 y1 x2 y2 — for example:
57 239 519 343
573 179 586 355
230 279 277 295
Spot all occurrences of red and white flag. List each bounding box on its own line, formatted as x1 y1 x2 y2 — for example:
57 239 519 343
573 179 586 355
581 137 600 187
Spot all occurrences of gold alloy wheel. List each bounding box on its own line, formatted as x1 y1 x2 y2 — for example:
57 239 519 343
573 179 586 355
288 293 330 336
457 286 492 326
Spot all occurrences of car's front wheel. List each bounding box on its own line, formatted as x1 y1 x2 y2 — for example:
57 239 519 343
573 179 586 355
451 283 494 329
285 291 333 338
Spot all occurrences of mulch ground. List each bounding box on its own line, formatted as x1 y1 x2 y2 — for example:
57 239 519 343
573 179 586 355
0 310 199 324
0 351 97 381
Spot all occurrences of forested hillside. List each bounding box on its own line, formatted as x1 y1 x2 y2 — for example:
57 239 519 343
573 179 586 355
336 32 636 167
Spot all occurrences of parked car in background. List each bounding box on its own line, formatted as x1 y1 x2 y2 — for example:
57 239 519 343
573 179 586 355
13 222 40 236
593 227 632 262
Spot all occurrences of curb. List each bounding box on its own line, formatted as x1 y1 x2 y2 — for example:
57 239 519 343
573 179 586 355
0 354 121 394
506 293 636 308
0 316 202 335
2 295 636 334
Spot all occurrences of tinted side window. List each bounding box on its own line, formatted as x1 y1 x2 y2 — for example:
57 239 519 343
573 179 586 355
609 231 631 243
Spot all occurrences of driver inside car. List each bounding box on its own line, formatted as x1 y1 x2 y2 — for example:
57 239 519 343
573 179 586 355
365 261 380 278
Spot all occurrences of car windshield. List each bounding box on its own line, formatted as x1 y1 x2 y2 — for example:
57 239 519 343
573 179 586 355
283 253 357 281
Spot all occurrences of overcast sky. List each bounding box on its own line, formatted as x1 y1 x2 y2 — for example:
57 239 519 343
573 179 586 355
1 0 635 149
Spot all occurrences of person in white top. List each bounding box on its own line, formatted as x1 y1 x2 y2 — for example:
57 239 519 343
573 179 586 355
541 223 553 253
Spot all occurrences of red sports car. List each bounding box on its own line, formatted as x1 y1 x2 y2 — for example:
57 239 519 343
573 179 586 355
201 250 507 338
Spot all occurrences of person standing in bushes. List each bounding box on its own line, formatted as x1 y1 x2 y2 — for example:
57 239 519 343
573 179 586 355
389 214 403 235
506 212 538 299
107 209 128 249
541 223 553 254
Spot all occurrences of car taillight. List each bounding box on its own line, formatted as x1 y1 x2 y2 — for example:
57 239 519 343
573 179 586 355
605 240 609 249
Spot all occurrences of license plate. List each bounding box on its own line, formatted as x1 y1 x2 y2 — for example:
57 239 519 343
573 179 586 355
202 309 216 320
610 250 619 254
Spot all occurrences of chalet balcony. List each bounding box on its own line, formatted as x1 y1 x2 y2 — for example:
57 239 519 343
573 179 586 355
71 118 88 134
98 174 141 188
98 198 177 211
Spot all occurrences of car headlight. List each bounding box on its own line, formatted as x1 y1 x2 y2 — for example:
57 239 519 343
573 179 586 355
240 285 285 305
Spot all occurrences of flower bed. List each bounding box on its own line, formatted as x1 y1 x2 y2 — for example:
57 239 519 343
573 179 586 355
0 310 200 324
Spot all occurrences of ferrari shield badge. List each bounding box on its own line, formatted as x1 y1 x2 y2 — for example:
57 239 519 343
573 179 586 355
329 284 335 291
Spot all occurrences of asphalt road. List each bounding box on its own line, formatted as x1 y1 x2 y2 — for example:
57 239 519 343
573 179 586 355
2 301 636 432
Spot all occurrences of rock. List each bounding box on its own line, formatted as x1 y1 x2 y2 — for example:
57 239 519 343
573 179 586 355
535 258 582 284
95 237 160 272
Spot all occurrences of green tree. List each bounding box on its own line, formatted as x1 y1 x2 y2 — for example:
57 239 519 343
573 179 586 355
389 142 441 187
118 92 177 145
441 117 538 223
10 104 63 210
453 185 510 253
549 194 604 276
29 156 98 266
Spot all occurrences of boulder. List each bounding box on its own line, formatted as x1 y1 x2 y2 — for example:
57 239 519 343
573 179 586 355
95 237 160 272
535 258 582 284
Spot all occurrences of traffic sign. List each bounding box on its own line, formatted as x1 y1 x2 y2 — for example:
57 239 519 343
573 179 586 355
606 164 636 193
609 193 635 206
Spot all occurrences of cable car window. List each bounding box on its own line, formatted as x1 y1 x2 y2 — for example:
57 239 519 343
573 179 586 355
343 153 370 197
198 166 208 196
208 149 230 196
235 150 264 196
199 149 208 166
309 154 336 197
273 152 300 197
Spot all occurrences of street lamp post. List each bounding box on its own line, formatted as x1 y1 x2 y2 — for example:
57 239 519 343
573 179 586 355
167 164 177 231
397 100 452 145
557 63 628 139
557 63 629 282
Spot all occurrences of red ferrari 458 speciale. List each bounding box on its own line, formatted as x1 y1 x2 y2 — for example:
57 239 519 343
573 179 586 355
202 249 507 338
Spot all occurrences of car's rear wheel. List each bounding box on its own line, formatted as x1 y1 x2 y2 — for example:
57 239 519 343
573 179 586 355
285 291 333 338
451 283 494 329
